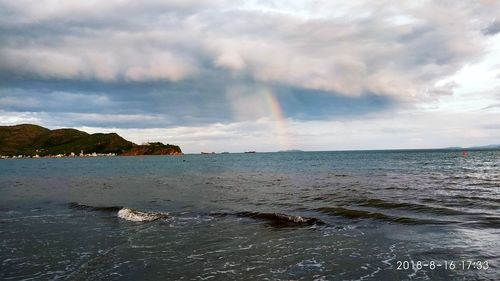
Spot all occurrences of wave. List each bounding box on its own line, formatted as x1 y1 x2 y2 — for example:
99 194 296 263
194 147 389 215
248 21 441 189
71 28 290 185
330 174 350 177
315 207 456 225
460 216 500 229
117 208 169 222
69 203 323 225
235 211 326 227
450 195 500 204
349 198 469 216
68 202 169 222
68 202 123 212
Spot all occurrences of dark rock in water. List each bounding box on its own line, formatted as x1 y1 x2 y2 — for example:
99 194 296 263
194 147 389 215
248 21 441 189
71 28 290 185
236 211 325 227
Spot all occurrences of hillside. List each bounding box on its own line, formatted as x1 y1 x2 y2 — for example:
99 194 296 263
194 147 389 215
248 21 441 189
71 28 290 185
0 124 50 155
0 124 182 156
121 142 182 156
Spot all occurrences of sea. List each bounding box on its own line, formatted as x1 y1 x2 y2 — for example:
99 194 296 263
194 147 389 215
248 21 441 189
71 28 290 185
0 150 498 280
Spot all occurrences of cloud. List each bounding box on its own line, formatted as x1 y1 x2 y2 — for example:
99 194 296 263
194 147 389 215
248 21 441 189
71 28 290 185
483 103 500 110
71 109 500 153
0 40 198 82
0 79 394 128
0 110 171 128
1 1 497 95
483 20 500 35
0 0 499 132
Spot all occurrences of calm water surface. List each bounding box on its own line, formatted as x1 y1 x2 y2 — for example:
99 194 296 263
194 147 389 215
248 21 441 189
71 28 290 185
0 150 499 280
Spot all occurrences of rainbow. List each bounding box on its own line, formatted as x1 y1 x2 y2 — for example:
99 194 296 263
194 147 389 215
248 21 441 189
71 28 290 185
263 90 291 150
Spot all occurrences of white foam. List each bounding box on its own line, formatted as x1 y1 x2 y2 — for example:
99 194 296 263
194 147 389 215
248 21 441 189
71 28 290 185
117 208 168 222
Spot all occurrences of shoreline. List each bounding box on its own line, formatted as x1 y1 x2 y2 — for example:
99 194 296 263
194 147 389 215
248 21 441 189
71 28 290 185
0 153 184 160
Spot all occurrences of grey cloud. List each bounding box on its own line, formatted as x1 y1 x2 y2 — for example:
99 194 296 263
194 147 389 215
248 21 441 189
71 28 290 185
0 0 499 128
483 20 500 35
0 1 496 98
483 103 500 110
483 123 500 130
0 76 235 127
0 75 396 128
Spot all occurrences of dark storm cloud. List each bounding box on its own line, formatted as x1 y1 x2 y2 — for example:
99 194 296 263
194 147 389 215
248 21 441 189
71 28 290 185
0 76 233 127
0 75 395 128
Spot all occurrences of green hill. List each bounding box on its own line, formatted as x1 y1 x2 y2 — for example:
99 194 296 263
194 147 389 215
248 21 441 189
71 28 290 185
0 124 50 155
0 124 182 156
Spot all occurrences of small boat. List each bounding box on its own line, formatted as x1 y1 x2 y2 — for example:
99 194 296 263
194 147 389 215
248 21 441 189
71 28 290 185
244 151 256 154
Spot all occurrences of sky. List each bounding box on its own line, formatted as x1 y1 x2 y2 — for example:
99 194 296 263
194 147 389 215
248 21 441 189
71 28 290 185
0 0 499 153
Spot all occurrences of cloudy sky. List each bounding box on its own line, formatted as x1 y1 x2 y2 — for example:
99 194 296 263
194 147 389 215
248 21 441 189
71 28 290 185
1 0 499 152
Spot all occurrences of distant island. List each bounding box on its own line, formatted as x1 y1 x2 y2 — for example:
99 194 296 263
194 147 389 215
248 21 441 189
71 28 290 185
0 124 182 158
441 144 500 150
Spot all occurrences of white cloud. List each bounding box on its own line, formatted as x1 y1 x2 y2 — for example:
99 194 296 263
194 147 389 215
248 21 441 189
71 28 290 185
1 0 498 100
2 106 499 152
42 109 500 153
123 52 197 82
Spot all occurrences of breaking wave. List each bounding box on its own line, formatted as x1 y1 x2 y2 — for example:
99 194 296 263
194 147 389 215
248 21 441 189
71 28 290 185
235 211 326 227
117 208 169 222
68 202 169 222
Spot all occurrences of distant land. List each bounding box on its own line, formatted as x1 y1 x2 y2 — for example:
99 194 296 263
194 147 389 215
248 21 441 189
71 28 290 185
443 144 500 150
0 124 182 157
467 144 500 149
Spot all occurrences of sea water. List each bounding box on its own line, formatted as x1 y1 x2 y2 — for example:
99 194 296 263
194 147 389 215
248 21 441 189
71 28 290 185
0 150 498 280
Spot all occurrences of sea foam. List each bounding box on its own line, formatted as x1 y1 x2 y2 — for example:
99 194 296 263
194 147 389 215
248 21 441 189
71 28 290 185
117 208 169 222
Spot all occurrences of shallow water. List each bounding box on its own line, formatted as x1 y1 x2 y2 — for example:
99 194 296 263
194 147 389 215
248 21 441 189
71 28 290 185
0 150 499 280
